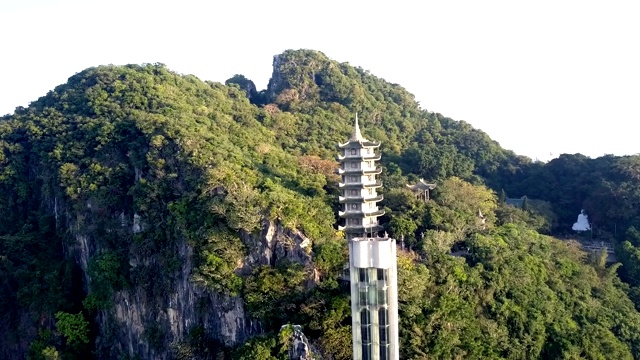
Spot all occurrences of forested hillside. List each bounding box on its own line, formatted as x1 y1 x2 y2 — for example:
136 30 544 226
1 49 640 359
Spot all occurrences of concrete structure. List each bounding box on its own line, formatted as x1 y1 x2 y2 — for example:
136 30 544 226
337 115 399 360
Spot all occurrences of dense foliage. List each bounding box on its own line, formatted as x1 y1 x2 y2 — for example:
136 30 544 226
1 49 640 359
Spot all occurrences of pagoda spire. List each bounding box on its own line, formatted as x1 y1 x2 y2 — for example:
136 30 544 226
350 113 366 142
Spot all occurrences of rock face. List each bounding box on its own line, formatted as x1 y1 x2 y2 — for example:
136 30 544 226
265 50 327 105
242 219 314 270
65 209 314 359
92 240 249 359
280 324 320 360
265 53 285 102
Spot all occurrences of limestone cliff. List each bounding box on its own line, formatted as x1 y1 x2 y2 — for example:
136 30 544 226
67 209 314 359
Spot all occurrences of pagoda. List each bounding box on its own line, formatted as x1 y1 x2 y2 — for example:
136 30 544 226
337 115 399 360
337 114 385 240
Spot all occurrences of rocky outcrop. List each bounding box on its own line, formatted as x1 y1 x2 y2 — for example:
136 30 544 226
91 239 250 359
265 53 285 103
225 74 259 102
279 324 320 360
265 50 327 104
241 219 313 270
65 210 313 359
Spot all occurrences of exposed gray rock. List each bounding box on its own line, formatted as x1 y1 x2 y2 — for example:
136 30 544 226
65 210 312 359
241 219 314 271
265 54 285 103
279 324 321 360
91 238 251 359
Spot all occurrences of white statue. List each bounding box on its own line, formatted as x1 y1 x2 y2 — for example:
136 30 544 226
572 210 591 231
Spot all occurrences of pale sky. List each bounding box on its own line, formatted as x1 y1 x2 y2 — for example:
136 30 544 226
1 0 638 161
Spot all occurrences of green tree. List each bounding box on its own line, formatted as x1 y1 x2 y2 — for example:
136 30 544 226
54 311 89 346
618 241 640 287
232 336 278 360
41 346 60 360
426 177 496 238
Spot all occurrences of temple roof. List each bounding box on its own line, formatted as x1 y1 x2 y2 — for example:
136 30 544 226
406 178 437 191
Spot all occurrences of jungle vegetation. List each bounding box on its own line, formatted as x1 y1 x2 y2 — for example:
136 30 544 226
2 49 640 359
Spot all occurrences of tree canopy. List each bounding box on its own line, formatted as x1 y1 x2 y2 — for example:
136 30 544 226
1 50 640 360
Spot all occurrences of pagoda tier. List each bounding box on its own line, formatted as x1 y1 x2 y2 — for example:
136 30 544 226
338 181 383 189
337 167 382 175
337 140 381 149
338 194 384 203
336 153 382 162
337 224 385 233
338 209 386 218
